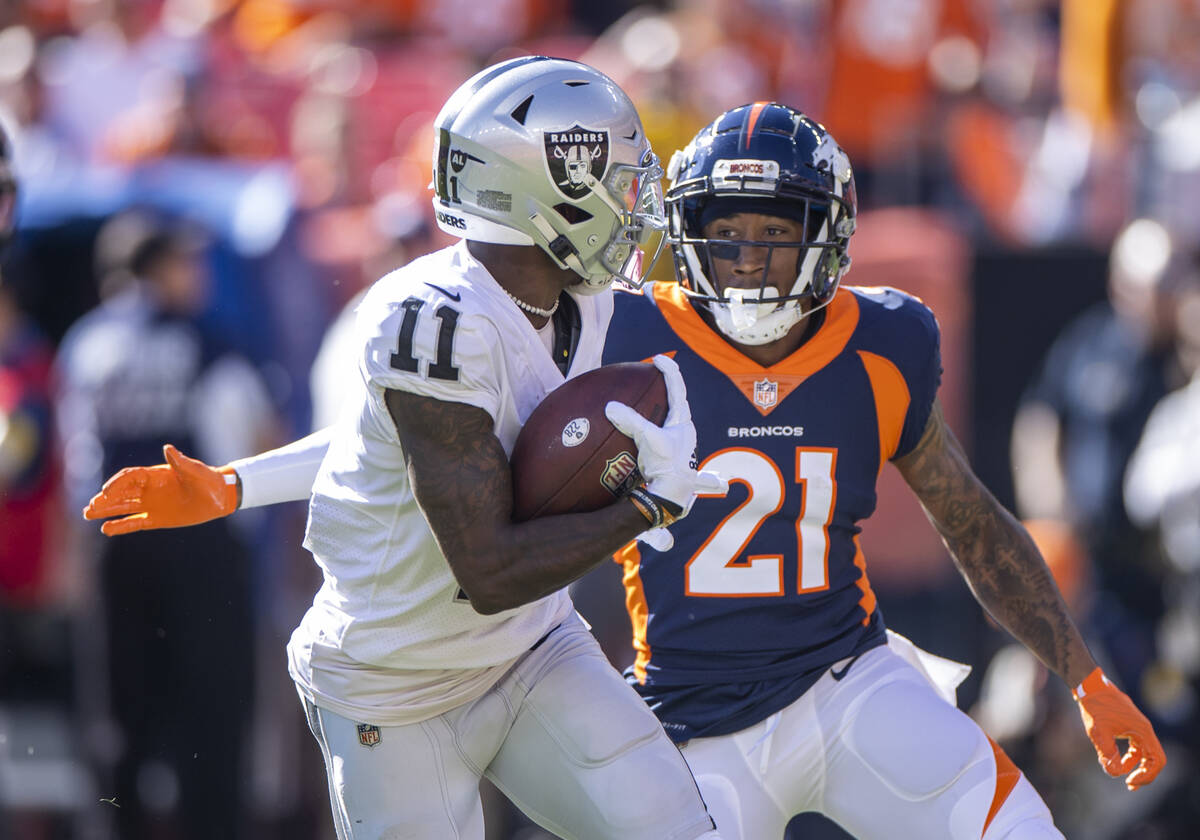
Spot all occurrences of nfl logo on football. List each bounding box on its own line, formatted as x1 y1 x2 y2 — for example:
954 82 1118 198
601 451 639 496
753 378 778 409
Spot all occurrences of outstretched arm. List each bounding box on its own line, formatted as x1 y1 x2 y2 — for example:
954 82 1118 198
83 427 332 535
894 400 1164 790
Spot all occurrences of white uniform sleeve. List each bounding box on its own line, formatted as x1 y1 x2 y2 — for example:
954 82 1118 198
229 426 333 509
359 290 504 422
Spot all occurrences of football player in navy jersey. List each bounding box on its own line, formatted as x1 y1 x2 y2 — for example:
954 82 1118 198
82 100 1167 839
596 103 1166 839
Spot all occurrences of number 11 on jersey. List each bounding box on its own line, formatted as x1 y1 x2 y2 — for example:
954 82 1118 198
685 447 836 597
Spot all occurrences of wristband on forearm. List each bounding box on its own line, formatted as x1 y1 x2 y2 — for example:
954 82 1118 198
1071 667 1112 701
627 486 683 528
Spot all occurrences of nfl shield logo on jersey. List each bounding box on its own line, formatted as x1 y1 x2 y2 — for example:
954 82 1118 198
545 125 609 200
753 378 778 409
357 723 381 748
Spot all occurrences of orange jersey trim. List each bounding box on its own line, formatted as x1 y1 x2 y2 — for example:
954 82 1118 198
615 541 652 683
651 283 860 417
983 737 1022 836
851 534 877 625
857 350 912 473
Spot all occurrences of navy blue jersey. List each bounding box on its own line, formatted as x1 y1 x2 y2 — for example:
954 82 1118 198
603 282 942 741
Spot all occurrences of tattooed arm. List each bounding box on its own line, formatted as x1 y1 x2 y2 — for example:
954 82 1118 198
893 400 1098 688
386 388 651 615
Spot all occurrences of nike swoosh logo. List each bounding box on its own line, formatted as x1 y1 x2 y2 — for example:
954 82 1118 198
426 283 462 301
830 653 862 681
622 130 638 140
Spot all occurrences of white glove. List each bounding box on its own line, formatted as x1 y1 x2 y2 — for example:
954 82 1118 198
637 526 675 552
606 354 727 522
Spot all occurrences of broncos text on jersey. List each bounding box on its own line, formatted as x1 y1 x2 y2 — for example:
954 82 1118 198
603 282 941 742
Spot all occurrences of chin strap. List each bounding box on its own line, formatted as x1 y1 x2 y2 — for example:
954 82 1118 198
528 212 589 278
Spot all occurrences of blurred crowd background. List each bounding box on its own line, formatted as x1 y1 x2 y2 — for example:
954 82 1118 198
0 0 1198 838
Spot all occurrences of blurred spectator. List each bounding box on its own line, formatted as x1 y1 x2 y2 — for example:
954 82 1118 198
54 209 275 840
1125 262 1200 579
1122 253 1200 831
1011 217 1196 711
0 97 90 840
0 265 60 609
36 0 202 165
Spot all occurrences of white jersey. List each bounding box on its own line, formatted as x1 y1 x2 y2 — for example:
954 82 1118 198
287 241 613 726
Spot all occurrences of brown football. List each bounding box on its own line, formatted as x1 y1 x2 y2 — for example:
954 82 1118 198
510 361 668 521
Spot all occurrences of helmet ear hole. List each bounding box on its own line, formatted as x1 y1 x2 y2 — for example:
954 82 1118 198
553 203 593 225
812 250 842 300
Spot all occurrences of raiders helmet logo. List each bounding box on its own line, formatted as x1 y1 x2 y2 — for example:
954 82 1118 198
545 125 609 200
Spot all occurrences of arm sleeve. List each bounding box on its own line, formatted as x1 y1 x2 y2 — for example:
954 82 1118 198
228 426 333 509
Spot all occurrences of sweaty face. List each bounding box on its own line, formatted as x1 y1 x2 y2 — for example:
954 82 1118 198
700 212 804 295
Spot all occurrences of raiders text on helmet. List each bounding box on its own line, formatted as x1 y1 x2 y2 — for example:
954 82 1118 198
665 102 856 344
431 56 665 293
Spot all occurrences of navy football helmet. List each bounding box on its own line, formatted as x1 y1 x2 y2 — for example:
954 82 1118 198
665 103 856 344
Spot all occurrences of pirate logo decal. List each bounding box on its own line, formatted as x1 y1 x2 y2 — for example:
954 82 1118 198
545 125 609 200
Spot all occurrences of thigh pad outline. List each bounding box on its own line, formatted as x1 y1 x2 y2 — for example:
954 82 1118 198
843 676 989 801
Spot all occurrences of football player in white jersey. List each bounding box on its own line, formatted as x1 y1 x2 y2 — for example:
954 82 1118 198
86 57 727 840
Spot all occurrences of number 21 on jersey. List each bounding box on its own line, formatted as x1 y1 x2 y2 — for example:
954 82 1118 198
686 447 836 597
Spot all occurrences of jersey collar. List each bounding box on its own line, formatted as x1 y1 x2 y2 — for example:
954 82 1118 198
649 284 859 416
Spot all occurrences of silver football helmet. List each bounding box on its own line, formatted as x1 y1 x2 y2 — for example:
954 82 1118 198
431 56 666 293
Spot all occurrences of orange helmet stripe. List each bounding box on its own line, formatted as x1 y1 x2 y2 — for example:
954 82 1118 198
742 101 770 149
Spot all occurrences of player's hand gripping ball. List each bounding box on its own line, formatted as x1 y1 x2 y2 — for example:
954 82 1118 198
510 362 667 521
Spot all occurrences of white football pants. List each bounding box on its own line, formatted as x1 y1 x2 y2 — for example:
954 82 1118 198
681 635 1064 839
300 614 720 840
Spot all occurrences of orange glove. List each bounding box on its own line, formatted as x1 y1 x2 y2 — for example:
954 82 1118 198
1073 667 1166 790
82 444 239 536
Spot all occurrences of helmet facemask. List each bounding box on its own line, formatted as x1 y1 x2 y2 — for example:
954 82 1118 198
672 191 854 345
